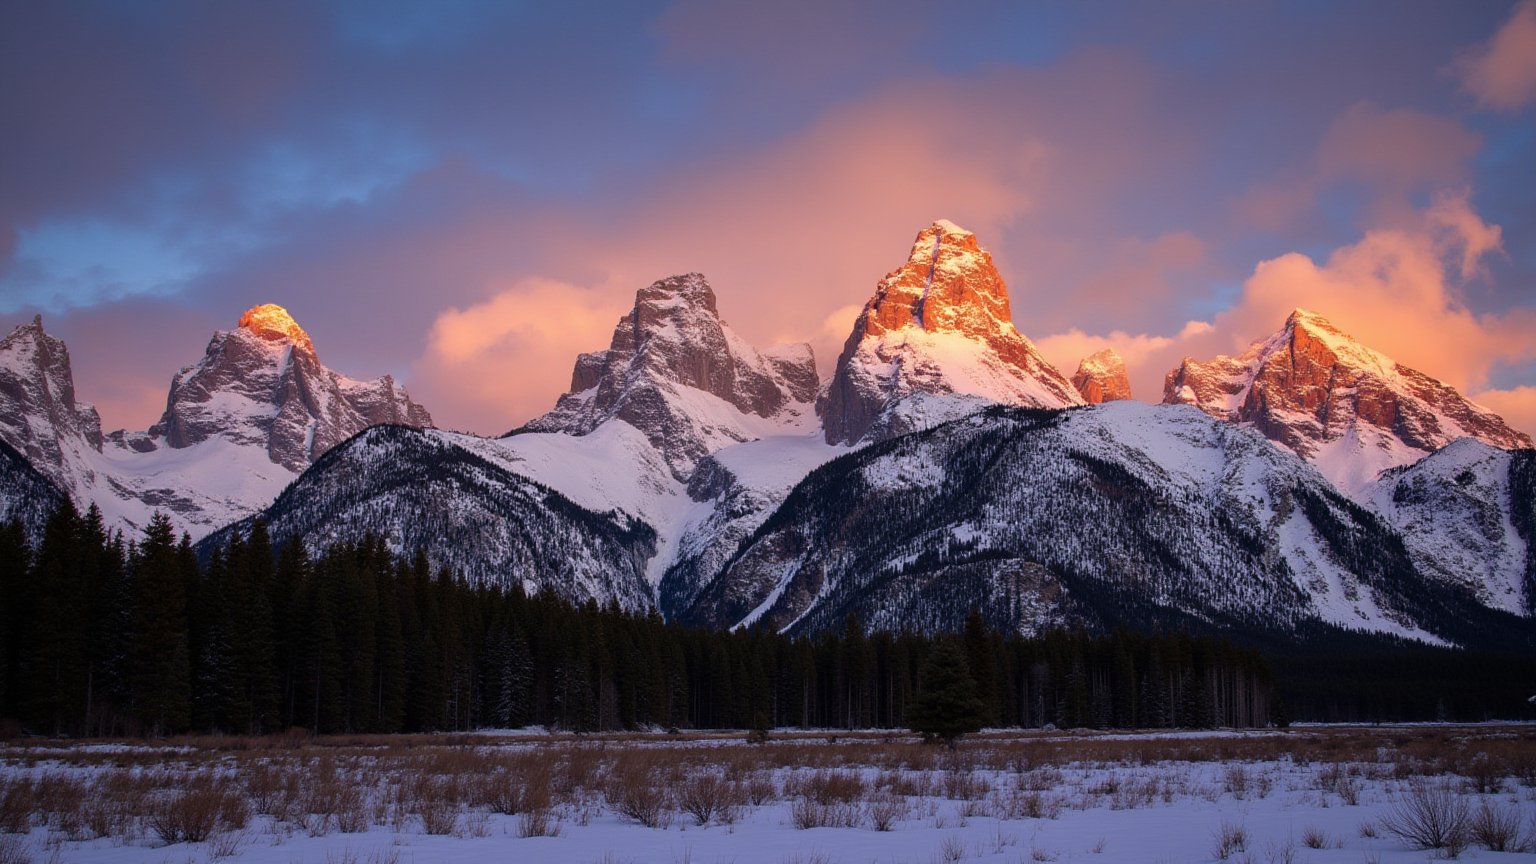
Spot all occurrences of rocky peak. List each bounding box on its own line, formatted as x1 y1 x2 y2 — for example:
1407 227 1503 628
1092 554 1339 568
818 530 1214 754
237 303 314 354
520 273 819 480
1072 348 1133 404
818 220 1083 445
1163 307 1533 494
145 304 432 472
0 316 104 490
861 220 1013 336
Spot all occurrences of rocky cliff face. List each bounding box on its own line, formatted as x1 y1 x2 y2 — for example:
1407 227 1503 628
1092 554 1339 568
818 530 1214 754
1163 309 1532 494
520 273 818 480
0 306 433 538
818 220 1082 445
1072 348 1133 404
142 304 432 472
0 317 104 493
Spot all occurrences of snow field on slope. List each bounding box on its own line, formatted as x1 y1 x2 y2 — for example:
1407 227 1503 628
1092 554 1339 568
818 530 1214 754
84 434 298 539
3 730 1533 864
1367 438 1530 615
855 329 1078 410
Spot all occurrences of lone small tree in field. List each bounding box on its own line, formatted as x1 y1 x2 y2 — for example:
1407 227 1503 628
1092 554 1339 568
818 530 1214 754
905 639 987 749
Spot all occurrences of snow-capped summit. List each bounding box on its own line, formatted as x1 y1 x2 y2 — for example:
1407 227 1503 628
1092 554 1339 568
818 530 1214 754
1072 348 1132 404
0 316 105 493
520 273 818 480
137 303 432 473
0 306 434 539
818 220 1083 445
1163 308 1532 494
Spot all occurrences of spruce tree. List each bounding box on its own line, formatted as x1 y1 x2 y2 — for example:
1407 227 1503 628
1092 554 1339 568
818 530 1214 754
905 640 987 748
129 513 191 735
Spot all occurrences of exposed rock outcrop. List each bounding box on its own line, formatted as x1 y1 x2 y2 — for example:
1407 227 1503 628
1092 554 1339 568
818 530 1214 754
819 220 1082 445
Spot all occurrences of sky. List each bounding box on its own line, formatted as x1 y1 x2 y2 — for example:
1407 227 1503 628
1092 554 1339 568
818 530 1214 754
2 0 1535 436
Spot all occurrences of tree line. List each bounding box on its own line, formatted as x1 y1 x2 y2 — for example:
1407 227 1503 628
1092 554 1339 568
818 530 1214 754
0 503 1275 737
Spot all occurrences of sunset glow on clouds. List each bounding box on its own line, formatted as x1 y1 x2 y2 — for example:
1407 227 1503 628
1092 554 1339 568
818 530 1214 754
2 2 1534 436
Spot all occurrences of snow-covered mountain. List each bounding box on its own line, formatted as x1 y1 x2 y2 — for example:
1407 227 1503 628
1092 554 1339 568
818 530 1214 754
129 304 432 472
0 438 68 544
0 316 106 496
519 273 818 481
818 220 1082 445
202 425 658 609
1366 438 1535 616
6 221 1534 649
677 402 1530 649
1163 309 1532 495
1072 348 1132 404
0 307 431 538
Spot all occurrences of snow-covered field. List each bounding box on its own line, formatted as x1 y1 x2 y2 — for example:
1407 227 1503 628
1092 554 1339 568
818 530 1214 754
1 727 1533 864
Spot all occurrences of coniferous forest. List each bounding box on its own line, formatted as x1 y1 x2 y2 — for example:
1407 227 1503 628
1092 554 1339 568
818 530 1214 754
1 502 1530 739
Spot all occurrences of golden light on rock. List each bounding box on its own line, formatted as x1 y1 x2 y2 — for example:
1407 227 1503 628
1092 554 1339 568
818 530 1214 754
237 303 314 353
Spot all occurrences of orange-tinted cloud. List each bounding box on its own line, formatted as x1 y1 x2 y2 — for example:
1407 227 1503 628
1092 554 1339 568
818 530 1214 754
1470 387 1536 437
411 57 1180 430
1047 191 1536 415
413 278 619 433
1456 0 1536 110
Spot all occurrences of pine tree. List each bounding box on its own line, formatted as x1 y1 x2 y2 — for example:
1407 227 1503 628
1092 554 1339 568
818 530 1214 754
129 513 191 735
24 501 88 734
905 640 988 749
0 518 29 718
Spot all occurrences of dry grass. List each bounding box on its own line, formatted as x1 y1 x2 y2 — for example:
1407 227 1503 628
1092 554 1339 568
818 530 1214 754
0 722 1528 854
1211 819 1247 860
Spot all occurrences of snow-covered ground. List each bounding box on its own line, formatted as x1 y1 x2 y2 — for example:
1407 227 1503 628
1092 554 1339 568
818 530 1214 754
2 727 1532 864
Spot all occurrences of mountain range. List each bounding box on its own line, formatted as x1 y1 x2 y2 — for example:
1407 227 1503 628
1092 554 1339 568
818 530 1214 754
2 220 1531 648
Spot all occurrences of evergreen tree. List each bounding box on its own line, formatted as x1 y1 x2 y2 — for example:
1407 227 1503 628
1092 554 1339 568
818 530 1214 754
905 639 988 748
128 513 191 734
0 519 29 718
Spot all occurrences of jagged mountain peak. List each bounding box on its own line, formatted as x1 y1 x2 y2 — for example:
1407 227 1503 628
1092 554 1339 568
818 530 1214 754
861 219 1011 337
1163 308 1532 495
237 303 314 354
521 273 818 481
817 221 1083 445
143 307 432 472
1072 348 1132 404
0 315 105 492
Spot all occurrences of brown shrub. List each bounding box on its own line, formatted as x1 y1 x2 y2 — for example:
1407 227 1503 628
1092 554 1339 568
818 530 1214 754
677 771 744 826
148 773 248 844
603 753 672 828
801 769 865 805
866 793 908 831
0 777 34 834
1379 778 1470 851
1468 800 1525 852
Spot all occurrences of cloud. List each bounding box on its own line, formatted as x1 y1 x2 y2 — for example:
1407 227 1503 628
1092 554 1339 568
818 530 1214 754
10 5 1535 438
1239 103 1481 231
413 278 620 433
1456 0 1536 110
1470 386 1536 437
1045 192 1536 410
1035 322 1210 395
